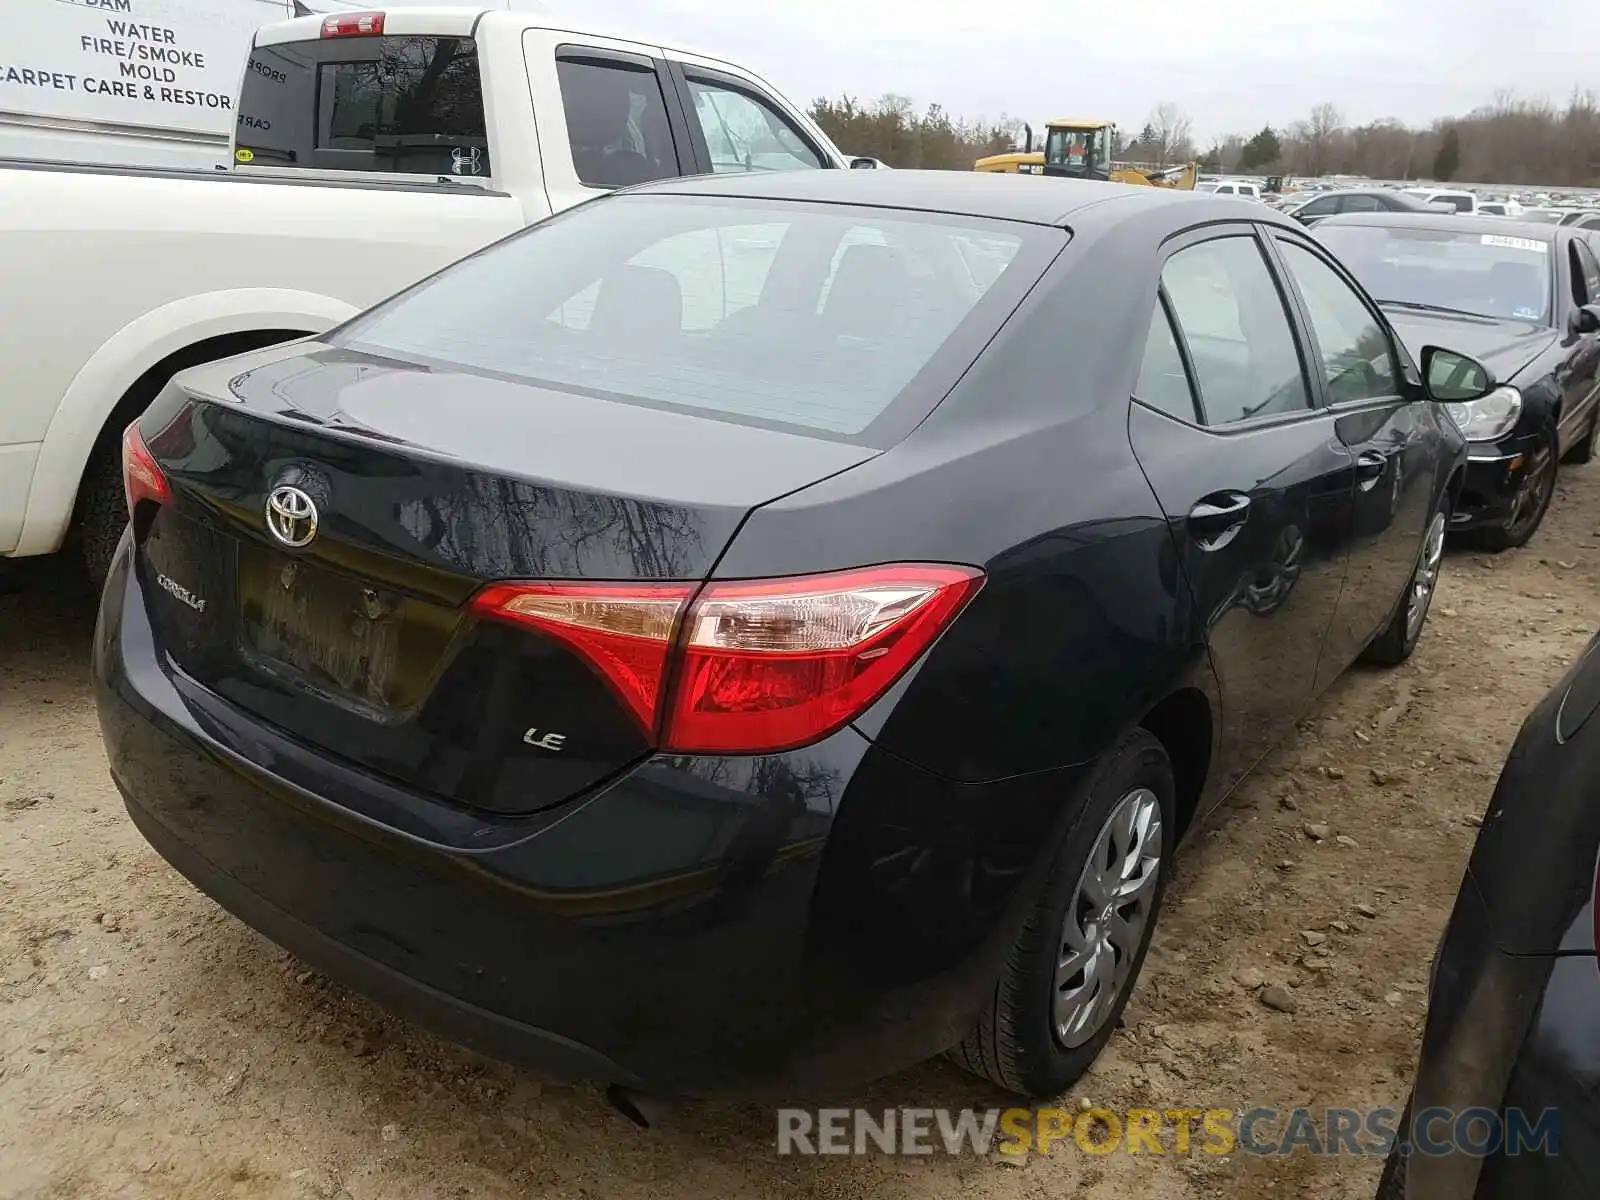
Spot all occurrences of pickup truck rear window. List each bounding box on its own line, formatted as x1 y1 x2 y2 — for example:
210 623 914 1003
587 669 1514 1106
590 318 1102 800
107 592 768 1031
237 36 490 178
332 195 1056 445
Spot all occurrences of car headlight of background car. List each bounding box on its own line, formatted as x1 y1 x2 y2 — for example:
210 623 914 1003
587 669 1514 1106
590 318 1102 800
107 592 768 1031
1445 385 1523 442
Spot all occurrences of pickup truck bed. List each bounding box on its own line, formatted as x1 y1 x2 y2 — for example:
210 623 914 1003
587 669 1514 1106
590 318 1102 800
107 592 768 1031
0 6 845 579
0 156 528 566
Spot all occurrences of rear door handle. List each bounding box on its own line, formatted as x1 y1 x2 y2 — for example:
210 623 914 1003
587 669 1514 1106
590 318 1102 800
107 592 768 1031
1356 450 1387 479
1187 492 1251 549
1356 450 1387 490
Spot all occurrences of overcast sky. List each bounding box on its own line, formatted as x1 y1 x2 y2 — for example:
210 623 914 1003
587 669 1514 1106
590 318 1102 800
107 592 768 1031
536 0 1596 143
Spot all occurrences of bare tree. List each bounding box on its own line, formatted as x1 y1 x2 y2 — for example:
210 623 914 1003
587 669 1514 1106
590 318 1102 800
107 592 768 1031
1147 102 1194 165
1303 103 1343 176
1218 132 1246 172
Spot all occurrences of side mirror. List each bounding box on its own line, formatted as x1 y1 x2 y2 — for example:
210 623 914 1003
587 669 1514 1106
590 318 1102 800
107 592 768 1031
1421 346 1495 403
1574 304 1600 335
849 157 879 170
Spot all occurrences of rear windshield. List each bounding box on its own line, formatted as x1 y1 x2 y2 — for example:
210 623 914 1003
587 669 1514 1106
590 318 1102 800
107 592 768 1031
332 196 1054 441
236 36 490 178
1316 224 1553 323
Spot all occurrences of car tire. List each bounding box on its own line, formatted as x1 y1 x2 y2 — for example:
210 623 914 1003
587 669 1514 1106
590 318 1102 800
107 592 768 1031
78 441 126 589
1363 500 1447 667
1564 404 1598 465
948 728 1174 1099
1477 424 1559 553
1376 1094 1412 1199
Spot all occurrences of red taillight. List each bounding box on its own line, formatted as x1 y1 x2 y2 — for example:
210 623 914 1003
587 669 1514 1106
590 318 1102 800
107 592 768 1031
470 564 983 753
121 422 172 519
471 582 694 732
321 11 385 37
666 565 984 752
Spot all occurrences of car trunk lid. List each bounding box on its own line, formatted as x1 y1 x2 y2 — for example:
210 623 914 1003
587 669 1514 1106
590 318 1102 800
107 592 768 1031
132 344 875 815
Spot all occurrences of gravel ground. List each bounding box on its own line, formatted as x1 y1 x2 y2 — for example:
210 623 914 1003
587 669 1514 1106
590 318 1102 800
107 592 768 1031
3 461 1598 1200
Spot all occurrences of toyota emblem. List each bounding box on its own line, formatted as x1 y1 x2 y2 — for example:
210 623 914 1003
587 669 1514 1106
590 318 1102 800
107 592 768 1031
265 485 319 549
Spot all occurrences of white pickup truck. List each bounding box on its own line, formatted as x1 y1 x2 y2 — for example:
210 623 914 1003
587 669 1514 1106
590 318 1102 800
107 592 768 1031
0 6 854 580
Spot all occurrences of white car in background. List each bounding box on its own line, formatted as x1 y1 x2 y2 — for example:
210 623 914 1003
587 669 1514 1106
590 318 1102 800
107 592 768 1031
1476 199 1524 217
1197 179 1262 200
1404 187 1478 214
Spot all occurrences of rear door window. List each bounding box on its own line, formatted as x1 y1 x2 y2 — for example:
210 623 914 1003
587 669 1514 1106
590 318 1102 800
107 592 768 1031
1134 298 1201 423
683 76 825 173
555 55 682 188
237 36 490 177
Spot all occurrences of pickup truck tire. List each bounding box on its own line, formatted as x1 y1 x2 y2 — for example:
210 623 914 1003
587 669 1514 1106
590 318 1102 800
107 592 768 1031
79 442 126 588
75 329 311 587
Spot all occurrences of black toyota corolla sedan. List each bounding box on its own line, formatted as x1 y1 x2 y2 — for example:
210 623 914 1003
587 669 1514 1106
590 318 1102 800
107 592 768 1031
1315 213 1600 551
96 171 1481 1101
1380 631 1600 1198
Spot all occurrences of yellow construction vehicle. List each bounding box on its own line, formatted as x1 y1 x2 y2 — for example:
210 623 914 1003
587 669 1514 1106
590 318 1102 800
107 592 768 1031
974 120 1197 190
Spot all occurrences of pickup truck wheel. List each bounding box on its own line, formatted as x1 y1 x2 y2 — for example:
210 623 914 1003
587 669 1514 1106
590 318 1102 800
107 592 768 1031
78 442 126 588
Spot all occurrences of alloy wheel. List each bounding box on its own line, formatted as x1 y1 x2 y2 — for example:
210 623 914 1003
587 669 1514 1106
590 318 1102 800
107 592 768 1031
1405 510 1446 643
1504 444 1555 542
1054 787 1164 1048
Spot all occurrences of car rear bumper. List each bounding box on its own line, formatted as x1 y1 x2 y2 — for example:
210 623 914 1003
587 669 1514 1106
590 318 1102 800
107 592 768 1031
94 537 1070 1098
117 786 644 1085
1449 433 1544 532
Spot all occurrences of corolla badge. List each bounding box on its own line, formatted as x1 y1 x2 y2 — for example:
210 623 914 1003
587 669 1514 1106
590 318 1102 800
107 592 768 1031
265 485 318 549
156 573 206 613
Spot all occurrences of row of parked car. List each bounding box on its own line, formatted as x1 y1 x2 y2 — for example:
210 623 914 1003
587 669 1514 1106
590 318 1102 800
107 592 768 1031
12 7 1593 1198
1281 185 1600 232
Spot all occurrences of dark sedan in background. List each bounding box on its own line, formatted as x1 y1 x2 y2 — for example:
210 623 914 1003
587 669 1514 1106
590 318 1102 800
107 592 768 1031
1284 189 1443 226
96 171 1483 1103
1316 213 1600 550
1381 630 1600 1198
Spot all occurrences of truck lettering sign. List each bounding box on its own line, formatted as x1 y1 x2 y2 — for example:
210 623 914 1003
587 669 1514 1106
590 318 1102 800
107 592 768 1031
0 0 281 137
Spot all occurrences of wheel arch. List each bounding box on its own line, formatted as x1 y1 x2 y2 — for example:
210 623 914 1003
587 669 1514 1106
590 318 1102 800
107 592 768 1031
15 288 359 557
1137 681 1218 840
1444 461 1466 514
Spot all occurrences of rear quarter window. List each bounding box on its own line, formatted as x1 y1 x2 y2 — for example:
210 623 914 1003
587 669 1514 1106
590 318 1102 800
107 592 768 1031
237 36 490 177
